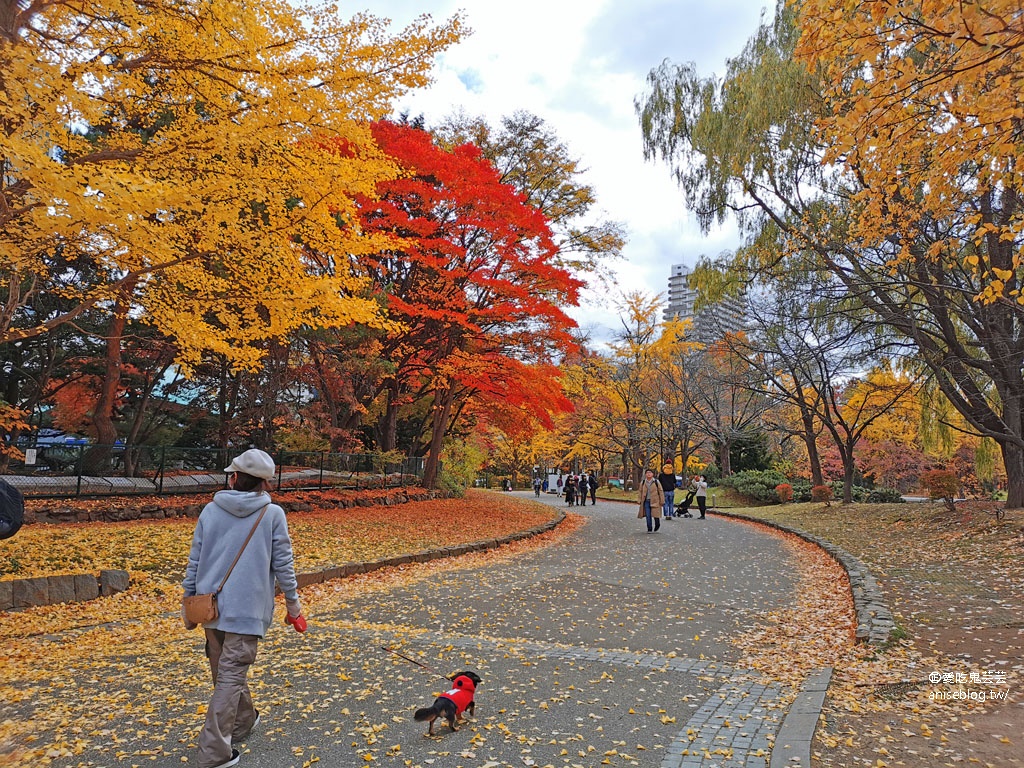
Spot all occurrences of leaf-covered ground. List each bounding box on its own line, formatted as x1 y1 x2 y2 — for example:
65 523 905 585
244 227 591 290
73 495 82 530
726 500 1022 768
0 490 574 765
3 492 1019 768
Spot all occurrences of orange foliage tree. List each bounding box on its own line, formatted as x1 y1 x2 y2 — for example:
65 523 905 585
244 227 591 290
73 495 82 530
339 121 580 487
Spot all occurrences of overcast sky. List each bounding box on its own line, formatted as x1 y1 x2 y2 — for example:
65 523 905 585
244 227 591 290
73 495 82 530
363 0 773 342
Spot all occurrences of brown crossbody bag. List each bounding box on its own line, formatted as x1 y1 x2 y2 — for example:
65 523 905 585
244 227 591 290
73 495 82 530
183 504 268 627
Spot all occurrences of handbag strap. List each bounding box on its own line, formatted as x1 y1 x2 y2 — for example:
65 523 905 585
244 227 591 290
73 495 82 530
214 504 269 595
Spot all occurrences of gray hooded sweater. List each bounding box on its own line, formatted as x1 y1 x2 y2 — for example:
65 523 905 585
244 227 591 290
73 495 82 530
182 489 299 637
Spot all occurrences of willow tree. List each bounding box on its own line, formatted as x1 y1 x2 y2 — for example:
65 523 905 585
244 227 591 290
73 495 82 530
636 0 1024 508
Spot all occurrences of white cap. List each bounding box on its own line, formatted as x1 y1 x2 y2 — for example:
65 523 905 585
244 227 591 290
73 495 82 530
224 448 276 480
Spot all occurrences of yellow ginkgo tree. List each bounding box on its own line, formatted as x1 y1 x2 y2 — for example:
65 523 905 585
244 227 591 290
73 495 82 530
0 0 463 372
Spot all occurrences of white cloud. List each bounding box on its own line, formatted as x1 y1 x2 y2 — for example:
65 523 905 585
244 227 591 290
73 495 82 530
362 0 770 342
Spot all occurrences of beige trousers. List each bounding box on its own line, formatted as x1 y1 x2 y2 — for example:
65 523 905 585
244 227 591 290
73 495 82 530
197 629 259 767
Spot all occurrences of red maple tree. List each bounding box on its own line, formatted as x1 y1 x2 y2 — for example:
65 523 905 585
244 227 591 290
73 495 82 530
314 121 580 485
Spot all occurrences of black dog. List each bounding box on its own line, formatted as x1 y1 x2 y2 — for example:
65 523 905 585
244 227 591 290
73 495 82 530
413 671 481 735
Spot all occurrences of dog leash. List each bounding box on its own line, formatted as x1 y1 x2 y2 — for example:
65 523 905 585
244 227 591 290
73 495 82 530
381 646 452 682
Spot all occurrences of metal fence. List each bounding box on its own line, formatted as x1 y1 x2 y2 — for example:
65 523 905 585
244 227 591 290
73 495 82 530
0 443 426 499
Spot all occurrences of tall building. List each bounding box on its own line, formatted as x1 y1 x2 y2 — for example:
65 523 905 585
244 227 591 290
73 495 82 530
663 263 747 342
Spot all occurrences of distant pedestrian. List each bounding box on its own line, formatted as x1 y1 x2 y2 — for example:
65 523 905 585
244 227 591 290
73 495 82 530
533 476 542 496
556 475 564 497
565 476 577 506
576 473 587 506
637 468 665 533
588 472 598 505
182 449 307 768
658 463 677 519
694 475 708 518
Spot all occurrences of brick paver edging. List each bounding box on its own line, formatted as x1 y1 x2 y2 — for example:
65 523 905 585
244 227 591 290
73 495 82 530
294 507 567 588
710 510 895 645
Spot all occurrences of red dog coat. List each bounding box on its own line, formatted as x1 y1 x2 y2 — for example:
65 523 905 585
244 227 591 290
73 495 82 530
440 674 477 715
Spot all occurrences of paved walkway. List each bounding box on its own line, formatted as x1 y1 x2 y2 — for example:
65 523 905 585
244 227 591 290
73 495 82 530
191 494 816 768
33 495 828 767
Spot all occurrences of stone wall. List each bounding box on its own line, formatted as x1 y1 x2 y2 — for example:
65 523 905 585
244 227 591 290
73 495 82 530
0 569 130 611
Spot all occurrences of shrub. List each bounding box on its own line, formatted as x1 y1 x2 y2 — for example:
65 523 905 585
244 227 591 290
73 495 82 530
775 483 793 503
867 487 904 504
811 484 833 503
436 469 467 498
791 480 813 502
720 469 788 503
830 481 870 502
921 469 959 512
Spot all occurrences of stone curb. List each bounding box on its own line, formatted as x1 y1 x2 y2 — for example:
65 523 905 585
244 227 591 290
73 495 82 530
768 667 832 768
711 509 895 645
3 502 565 611
293 507 567 589
0 569 131 611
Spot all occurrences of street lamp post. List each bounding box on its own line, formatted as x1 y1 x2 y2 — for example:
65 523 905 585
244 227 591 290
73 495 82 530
656 400 666 467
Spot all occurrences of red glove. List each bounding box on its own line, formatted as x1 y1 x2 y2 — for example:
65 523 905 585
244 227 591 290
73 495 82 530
285 613 307 633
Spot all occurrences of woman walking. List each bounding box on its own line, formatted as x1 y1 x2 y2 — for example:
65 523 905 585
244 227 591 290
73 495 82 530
182 449 307 768
637 468 665 533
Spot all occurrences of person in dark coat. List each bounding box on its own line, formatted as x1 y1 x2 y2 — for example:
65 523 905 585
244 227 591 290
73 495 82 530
588 472 598 505
564 476 577 506
657 463 677 519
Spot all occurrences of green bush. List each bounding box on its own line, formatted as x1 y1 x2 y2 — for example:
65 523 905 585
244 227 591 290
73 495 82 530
436 469 466 498
721 469 789 503
867 487 904 504
829 481 871 502
791 480 812 502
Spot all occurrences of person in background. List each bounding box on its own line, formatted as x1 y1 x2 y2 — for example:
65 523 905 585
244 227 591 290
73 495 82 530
588 472 598 505
637 468 665 533
182 449 307 768
694 475 709 519
657 463 677 520
564 475 577 506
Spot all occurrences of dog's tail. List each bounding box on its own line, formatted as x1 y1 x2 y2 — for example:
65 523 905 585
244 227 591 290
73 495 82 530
414 703 441 722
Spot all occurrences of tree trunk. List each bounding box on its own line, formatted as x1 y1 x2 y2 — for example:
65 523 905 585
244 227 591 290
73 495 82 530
801 411 825 487
381 380 398 452
842 449 856 504
718 439 732 477
422 386 455 489
1001 439 1024 509
84 284 134 475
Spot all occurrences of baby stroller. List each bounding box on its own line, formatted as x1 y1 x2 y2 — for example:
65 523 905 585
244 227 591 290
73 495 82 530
675 490 695 518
